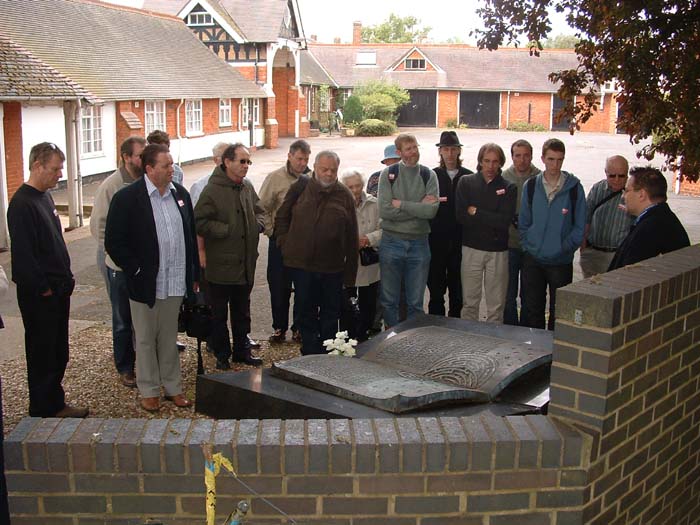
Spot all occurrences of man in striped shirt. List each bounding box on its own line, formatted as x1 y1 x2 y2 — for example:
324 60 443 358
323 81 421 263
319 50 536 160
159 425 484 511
580 156 633 277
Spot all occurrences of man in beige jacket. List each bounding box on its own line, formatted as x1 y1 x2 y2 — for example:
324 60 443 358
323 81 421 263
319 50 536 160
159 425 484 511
90 136 145 387
258 139 311 344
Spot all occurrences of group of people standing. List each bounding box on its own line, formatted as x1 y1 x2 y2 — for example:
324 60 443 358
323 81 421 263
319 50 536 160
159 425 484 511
7 128 690 416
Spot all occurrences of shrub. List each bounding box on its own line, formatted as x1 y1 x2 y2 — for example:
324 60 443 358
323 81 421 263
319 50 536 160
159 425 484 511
507 121 547 132
445 118 459 128
354 80 410 122
342 95 364 124
355 119 397 137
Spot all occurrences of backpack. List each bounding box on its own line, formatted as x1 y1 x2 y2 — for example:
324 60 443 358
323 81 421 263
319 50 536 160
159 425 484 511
387 163 431 187
526 176 577 224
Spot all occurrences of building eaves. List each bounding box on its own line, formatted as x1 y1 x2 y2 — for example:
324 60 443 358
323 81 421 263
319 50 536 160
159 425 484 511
300 50 337 87
0 0 266 101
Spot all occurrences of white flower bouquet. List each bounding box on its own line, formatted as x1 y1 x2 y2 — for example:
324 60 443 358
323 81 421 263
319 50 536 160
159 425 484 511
323 330 358 357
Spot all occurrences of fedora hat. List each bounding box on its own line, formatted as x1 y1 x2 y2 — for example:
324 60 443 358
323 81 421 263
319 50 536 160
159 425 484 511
436 130 462 147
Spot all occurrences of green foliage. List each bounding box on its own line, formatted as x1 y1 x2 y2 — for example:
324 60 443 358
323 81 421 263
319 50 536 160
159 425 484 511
355 119 397 137
473 0 700 180
507 121 547 132
342 95 364 124
354 81 410 123
361 13 431 43
445 118 469 129
542 34 580 49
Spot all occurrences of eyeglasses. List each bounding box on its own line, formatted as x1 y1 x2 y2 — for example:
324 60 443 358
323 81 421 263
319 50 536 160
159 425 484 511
606 173 627 179
238 159 253 165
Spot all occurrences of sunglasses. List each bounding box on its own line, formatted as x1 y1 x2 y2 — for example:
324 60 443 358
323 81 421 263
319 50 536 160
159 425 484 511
238 159 252 165
606 173 627 179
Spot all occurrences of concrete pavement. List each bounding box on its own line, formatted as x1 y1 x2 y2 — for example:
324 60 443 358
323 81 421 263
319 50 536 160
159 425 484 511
1 128 697 363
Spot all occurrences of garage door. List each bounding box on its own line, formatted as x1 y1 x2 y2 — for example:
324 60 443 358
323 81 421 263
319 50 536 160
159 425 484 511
397 90 436 127
551 96 572 131
459 92 500 129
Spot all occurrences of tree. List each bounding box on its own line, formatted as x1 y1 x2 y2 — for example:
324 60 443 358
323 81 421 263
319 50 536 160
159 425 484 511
474 1 700 180
361 14 431 43
354 80 411 123
542 33 579 49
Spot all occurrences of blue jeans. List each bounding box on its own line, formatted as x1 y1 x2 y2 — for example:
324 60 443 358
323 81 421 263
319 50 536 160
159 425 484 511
107 269 135 374
290 269 343 355
379 233 431 327
504 248 525 326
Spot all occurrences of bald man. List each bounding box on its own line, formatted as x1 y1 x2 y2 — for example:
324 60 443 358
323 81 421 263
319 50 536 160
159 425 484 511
580 155 634 277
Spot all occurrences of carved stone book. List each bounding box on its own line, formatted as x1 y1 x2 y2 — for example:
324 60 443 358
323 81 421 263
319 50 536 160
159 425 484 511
271 326 552 413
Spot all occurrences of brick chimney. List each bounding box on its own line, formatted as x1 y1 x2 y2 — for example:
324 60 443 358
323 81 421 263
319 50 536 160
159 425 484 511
353 21 362 45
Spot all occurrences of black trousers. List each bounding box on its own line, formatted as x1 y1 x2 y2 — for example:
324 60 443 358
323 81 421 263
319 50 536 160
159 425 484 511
520 253 573 331
208 283 251 361
348 282 379 342
267 239 298 332
427 235 463 317
17 290 70 417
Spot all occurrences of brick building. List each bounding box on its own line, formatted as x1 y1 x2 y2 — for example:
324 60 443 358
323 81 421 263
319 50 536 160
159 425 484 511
304 22 621 134
0 0 266 227
141 0 309 142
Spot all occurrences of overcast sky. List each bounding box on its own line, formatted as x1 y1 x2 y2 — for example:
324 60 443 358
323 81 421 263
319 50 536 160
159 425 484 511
296 0 574 45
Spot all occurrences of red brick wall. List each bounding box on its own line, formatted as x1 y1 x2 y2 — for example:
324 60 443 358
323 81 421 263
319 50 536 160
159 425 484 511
3 102 24 198
236 65 267 84
273 67 297 137
115 101 145 155
678 177 700 197
503 92 552 129
578 94 615 133
437 91 458 127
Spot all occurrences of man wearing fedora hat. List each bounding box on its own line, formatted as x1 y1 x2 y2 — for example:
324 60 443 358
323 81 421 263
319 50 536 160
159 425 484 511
367 144 401 197
427 131 473 317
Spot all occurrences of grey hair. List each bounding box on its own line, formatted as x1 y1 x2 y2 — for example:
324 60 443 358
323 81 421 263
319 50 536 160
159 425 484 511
314 150 340 166
212 142 230 157
340 167 365 185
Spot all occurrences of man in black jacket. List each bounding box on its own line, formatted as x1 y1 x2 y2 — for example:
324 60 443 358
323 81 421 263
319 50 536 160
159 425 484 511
608 167 689 271
428 131 473 317
105 144 199 412
7 142 88 418
455 143 517 322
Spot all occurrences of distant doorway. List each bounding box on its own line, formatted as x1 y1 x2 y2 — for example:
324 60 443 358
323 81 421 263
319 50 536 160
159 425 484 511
398 90 436 127
459 91 499 129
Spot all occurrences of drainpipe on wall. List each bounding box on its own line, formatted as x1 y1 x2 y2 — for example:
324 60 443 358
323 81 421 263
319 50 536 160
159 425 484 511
0 103 9 249
64 99 83 229
176 98 184 164
506 91 511 128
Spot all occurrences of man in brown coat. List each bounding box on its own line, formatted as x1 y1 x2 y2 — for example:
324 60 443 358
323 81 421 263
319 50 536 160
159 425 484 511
275 150 359 355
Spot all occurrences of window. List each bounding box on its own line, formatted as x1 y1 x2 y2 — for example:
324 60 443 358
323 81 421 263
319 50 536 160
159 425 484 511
145 100 166 134
187 12 213 25
185 99 202 135
356 51 376 65
240 98 260 127
219 98 232 126
337 88 352 106
81 105 102 156
405 58 426 70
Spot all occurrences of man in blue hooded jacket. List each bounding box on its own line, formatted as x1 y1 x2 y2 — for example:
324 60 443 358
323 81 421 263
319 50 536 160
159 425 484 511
518 138 586 330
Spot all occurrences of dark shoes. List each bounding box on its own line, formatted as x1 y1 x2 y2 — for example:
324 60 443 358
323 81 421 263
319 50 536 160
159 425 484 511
246 335 261 349
268 329 286 344
292 329 302 343
216 358 231 370
165 394 192 408
55 404 89 418
119 370 137 388
140 397 160 412
232 352 263 366
176 341 186 352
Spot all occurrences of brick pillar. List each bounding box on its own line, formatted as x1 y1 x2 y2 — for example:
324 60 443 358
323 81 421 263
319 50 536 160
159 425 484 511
551 245 700 524
353 22 362 45
2 102 24 198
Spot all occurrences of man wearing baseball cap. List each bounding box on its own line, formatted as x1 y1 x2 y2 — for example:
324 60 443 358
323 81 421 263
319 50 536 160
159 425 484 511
428 131 473 317
366 144 401 197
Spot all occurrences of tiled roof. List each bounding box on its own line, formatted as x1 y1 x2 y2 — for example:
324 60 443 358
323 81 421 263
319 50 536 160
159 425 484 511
0 34 96 101
306 43 580 93
299 50 336 87
0 0 266 101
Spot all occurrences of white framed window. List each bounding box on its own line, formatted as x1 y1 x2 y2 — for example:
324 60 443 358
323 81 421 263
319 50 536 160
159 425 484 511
219 98 232 126
185 99 203 135
356 51 376 65
240 98 260 127
405 58 426 70
145 100 166 135
187 12 213 25
81 105 103 157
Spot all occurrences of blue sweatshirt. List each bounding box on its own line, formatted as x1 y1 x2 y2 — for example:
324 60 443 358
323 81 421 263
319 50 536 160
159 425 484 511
518 171 587 265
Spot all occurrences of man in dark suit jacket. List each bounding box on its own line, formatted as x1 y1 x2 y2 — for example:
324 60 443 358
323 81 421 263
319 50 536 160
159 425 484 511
608 166 690 271
105 143 199 412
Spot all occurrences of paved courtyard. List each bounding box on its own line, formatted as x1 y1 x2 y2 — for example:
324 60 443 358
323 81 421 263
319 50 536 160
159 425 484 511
0 128 698 364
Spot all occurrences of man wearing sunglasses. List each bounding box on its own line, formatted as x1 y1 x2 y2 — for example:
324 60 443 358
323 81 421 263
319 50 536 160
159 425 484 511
580 155 633 277
194 144 265 369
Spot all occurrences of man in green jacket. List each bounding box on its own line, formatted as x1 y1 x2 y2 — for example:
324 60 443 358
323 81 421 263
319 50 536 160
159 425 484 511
194 144 265 369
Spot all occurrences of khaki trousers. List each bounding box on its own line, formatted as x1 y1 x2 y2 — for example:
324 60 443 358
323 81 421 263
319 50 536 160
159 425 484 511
460 247 508 322
130 296 183 398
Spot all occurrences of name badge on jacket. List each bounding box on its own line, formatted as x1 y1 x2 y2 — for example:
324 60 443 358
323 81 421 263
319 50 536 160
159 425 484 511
439 196 448 202
177 199 185 208
496 189 505 196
